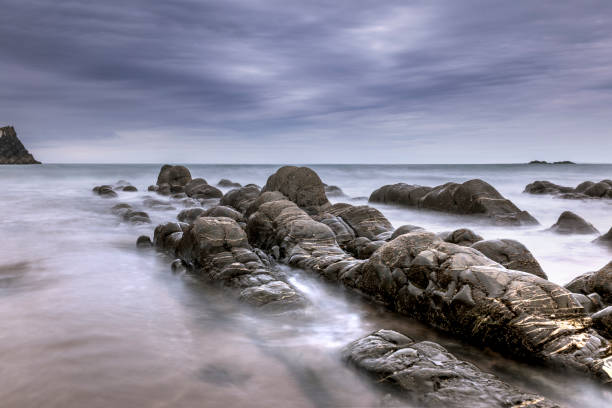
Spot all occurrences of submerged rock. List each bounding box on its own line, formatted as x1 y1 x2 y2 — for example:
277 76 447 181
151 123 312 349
471 239 547 279
370 179 538 226
343 330 559 408
323 184 345 197
0 126 40 164
547 211 599 235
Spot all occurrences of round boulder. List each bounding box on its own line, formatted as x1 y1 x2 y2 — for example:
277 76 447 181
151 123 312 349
547 211 599 234
471 239 547 279
156 165 192 187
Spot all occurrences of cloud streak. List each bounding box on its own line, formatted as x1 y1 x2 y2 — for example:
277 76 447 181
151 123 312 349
1 0 611 162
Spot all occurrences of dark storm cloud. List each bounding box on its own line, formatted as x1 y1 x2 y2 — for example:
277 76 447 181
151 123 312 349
1 0 611 162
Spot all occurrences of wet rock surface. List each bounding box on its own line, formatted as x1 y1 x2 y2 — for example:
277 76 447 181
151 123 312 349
370 179 538 226
524 180 612 199
217 178 241 188
593 227 612 248
438 228 483 246
262 166 331 212
471 239 547 279
92 185 118 198
565 262 612 304
547 211 599 235
0 126 40 164
154 216 306 312
343 330 560 408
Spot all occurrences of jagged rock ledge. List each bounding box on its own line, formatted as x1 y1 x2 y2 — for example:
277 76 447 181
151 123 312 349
0 126 40 164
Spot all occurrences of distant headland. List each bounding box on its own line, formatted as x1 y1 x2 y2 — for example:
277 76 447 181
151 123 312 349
0 126 40 164
528 160 575 165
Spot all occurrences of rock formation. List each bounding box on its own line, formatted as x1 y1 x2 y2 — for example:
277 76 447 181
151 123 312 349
593 227 612 248
547 211 599 235
0 126 40 164
343 330 559 408
524 180 612 199
471 239 547 279
369 179 538 226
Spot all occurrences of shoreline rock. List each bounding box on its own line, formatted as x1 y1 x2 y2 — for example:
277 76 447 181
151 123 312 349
369 179 538 226
0 126 40 165
547 211 599 235
524 180 612 199
343 330 560 408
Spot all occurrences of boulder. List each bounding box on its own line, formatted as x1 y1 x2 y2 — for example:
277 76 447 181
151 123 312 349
524 179 612 199
343 330 558 408
136 235 153 249
565 262 612 304
174 217 306 311
122 185 137 192
184 178 222 200
0 126 40 164
217 178 241 188
524 181 573 195
156 164 192 187
204 205 244 224
593 227 612 248
390 224 424 240
471 239 547 279
547 211 599 235
323 184 345 197
177 208 206 223
591 306 612 338
220 184 261 213
92 185 118 198
327 203 393 241
262 166 330 211
370 179 538 226
438 228 483 246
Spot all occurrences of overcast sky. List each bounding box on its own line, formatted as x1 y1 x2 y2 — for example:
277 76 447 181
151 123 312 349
1 0 611 163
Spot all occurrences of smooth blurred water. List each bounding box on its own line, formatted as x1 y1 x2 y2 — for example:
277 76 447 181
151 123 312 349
1 163 611 407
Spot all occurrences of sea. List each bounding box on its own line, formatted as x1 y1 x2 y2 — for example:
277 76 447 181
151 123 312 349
1 163 611 407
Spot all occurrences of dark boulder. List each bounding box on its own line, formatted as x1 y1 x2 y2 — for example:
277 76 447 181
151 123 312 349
471 239 547 279
370 179 538 226
217 178 241 188
177 208 206 223
328 203 393 241
591 306 612 338
184 178 222 200
156 164 192 187
111 203 132 217
438 228 483 246
389 224 424 240
220 184 261 213
204 205 244 224
547 211 599 235
0 126 40 164
593 227 612 248
524 179 612 199
136 235 153 249
323 184 345 197
343 330 559 408
122 210 151 224
122 185 138 192
92 185 118 198
565 262 612 304
174 216 306 311
262 166 330 212
523 180 573 195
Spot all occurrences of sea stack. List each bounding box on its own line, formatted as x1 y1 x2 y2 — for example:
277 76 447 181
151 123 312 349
0 126 40 164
